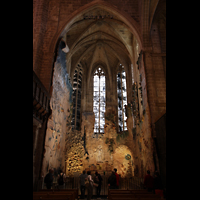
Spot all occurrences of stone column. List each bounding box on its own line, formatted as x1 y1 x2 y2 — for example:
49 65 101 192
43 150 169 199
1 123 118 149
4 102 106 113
33 120 42 156
33 118 42 189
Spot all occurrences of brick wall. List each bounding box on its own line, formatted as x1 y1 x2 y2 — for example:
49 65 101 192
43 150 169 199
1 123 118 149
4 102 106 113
33 0 50 77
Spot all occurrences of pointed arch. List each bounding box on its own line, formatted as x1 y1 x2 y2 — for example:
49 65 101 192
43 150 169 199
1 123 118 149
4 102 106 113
49 0 142 55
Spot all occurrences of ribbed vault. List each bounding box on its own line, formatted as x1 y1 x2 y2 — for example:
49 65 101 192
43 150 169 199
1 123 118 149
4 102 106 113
61 5 141 82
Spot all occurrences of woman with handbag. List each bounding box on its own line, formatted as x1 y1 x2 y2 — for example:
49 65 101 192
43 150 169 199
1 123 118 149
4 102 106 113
86 171 94 200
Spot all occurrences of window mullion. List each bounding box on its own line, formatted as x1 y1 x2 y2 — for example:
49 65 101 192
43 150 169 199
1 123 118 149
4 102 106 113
75 69 79 129
93 67 105 135
121 72 124 131
99 74 100 135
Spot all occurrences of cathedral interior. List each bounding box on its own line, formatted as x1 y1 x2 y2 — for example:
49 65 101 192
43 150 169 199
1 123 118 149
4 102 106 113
33 0 166 192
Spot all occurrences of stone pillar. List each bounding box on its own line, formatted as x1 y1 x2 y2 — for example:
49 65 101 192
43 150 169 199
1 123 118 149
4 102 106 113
143 51 166 135
33 118 42 190
142 50 166 174
33 123 42 156
142 51 156 136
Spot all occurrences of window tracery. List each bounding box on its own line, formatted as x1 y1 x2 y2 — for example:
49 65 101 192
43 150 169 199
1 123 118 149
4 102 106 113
71 64 83 130
117 65 127 132
93 67 106 136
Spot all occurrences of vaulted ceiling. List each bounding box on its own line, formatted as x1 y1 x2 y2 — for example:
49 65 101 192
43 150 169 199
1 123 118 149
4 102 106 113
65 6 138 78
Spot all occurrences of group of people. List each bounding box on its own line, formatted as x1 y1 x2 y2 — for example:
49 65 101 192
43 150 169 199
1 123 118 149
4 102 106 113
44 169 66 189
44 168 119 199
44 168 163 199
79 168 119 200
143 170 163 196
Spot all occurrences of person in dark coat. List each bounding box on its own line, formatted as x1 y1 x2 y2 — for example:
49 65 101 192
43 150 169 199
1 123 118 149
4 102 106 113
57 170 66 189
79 170 88 199
94 171 103 198
153 171 163 197
44 169 54 189
108 171 116 189
144 170 154 192
114 168 120 189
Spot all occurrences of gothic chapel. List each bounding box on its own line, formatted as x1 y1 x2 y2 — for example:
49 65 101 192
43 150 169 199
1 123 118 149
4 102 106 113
33 0 166 194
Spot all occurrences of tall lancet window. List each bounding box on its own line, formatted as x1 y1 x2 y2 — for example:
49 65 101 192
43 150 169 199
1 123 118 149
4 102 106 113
117 65 127 132
93 67 106 136
72 64 83 130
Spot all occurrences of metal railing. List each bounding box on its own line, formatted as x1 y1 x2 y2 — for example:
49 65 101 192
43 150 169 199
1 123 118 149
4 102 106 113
38 176 144 195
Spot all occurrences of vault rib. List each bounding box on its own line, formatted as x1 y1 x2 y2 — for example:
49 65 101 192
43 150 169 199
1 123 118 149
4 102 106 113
68 19 132 58
67 31 128 60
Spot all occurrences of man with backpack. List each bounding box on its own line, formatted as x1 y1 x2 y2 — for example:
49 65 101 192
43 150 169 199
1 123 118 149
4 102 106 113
57 170 66 189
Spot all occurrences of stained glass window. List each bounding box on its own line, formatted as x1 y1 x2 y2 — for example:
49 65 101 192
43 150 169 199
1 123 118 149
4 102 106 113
117 65 127 132
71 64 83 130
93 67 106 135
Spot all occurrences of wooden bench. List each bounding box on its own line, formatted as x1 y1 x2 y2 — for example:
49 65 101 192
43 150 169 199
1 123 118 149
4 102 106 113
108 189 150 194
108 189 152 199
38 189 78 199
33 193 72 200
139 198 161 200
135 194 160 198
110 196 161 200
109 189 149 192
33 190 78 200
110 198 161 200
109 194 160 198
108 190 161 200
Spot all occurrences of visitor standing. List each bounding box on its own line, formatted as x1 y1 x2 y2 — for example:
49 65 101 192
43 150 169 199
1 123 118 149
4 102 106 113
153 171 163 197
114 168 119 189
44 169 54 189
87 171 94 200
79 170 88 199
57 170 66 189
94 171 103 198
108 171 116 189
144 170 154 192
